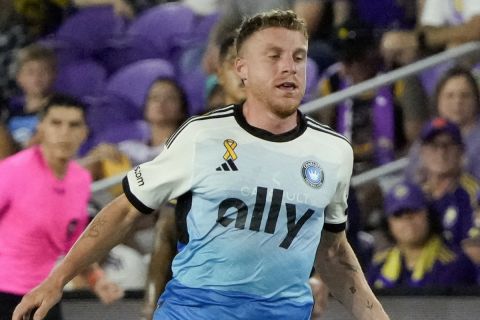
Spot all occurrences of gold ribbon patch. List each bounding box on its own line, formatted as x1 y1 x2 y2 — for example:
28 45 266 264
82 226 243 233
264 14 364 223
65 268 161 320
223 139 237 160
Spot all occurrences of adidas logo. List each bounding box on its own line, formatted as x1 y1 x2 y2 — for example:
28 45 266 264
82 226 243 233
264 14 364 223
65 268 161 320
216 159 238 171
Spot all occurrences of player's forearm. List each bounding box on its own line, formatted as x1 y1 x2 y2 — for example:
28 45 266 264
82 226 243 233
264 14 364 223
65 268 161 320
315 232 389 320
144 209 177 311
51 195 141 288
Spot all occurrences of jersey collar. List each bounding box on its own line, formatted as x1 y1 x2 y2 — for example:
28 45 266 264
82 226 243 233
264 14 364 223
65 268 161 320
233 103 307 142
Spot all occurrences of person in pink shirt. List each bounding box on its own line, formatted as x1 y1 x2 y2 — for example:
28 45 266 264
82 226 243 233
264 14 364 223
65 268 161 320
0 94 123 320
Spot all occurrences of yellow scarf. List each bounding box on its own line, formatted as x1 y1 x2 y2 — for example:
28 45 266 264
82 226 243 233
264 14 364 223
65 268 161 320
380 236 455 284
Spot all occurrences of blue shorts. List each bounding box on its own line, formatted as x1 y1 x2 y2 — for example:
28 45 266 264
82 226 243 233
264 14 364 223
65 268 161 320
153 279 312 320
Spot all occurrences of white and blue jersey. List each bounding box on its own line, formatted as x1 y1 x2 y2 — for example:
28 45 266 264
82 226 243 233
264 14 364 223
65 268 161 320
123 104 353 319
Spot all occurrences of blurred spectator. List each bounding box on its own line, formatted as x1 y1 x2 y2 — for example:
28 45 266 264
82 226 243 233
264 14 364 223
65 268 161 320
0 0 32 103
205 76 225 111
122 78 188 164
0 94 123 319
0 98 16 159
462 192 480 282
414 117 479 246
13 0 69 39
81 77 188 182
6 43 57 149
381 0 480 68
368 180 477 289
318 21 414 173
215 33 246 107
0 123 15 159
407 66 480 181
202 0 293 75
294 0 351 72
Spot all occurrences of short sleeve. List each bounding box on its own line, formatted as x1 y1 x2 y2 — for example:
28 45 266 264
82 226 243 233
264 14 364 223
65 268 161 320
122 124 195 214
324 142 353 232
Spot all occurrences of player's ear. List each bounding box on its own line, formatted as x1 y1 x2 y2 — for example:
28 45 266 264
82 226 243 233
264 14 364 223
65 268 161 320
235 56 247 82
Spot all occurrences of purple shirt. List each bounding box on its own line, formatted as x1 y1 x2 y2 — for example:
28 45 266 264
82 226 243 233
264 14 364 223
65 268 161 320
428 175 478 246
368 236 477 288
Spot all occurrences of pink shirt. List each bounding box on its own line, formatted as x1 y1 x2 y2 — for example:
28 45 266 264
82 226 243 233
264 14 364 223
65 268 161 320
0 146 91 295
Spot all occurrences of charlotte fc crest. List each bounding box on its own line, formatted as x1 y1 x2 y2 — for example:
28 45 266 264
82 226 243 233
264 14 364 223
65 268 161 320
301 160 324 188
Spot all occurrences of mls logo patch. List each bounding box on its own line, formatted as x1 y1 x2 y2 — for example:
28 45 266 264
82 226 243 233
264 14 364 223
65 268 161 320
301 161 324 188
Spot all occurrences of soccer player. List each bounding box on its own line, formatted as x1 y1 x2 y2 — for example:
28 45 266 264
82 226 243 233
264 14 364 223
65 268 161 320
13 10 389 320
1 94 123 319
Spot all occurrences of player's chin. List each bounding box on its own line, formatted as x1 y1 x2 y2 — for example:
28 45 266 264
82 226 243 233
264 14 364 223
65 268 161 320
271 101 300 118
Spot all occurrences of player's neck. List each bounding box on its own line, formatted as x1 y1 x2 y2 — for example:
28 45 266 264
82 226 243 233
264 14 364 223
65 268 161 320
242 100 298 135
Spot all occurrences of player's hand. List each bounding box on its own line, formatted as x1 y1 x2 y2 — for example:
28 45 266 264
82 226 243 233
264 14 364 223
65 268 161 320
92 277 124 304
12 279 63 320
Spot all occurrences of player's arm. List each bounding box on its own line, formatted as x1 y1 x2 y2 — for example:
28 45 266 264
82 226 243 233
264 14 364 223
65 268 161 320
314 230 389 320
316 140 388 319
142 204 178 320
12 194 142 320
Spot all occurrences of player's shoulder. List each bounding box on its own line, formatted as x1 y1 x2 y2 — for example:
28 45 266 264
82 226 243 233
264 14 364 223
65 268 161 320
166 105 236 148
304 115 351 147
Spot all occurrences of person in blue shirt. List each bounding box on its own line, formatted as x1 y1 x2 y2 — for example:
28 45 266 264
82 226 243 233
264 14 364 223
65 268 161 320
13 9 389 320
368 180 477 289
7 43 56 149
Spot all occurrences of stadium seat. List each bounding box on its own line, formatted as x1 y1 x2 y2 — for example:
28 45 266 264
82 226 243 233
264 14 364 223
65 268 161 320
54 5 126 58
125 3 219 63
93 120 150 145
86 95 137 137
104 58 176 115
54 60 107 99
